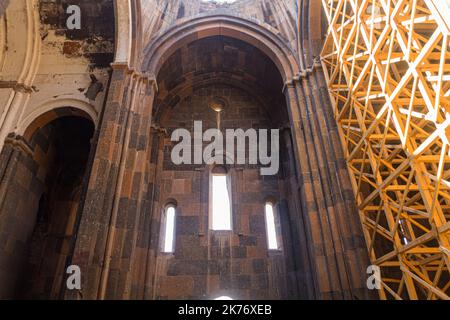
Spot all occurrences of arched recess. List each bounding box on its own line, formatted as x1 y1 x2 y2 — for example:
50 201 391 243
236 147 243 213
141 14 301 82
154 76 285 126
141 15 302 300
0 107 95 299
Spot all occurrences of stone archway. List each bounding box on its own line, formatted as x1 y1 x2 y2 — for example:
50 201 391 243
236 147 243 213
142 14 301 83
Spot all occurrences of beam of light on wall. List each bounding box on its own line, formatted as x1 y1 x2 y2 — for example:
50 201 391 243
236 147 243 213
164 206 176 253
265 203 278 250
212 175 232 230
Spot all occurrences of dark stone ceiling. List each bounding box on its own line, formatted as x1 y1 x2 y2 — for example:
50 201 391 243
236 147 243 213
155 36 288 126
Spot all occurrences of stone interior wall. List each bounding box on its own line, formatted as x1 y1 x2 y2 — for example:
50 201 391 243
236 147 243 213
150 85 296 300
0 0 374 300
39 0 114 68
0 136 44 298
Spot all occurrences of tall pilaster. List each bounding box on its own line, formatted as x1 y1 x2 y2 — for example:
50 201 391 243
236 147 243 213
65 64 157 300
284 67 373 299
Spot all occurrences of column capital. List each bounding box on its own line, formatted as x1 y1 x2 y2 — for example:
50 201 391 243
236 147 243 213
110 62 132 72
4 133 33 156
283 76 300 94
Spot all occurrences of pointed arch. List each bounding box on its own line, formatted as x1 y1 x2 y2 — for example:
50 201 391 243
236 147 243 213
141 14 301 83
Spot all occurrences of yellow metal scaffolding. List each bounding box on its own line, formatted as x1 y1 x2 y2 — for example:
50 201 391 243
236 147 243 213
321 0 450 299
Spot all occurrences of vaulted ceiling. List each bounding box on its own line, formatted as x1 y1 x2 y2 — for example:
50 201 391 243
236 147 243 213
154 36 288 126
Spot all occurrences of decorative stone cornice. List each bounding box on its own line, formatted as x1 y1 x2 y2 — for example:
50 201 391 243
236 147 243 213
283 59 324 92
282 75 300 93
112 67 159 93
0 81 34 93
143 75 158 93
150 123 168 136
110 61 129 70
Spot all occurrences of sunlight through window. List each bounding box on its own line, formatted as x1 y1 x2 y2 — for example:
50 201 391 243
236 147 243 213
265 203 279 250
212 175 232 230
215 296 233 300
163 206 176 253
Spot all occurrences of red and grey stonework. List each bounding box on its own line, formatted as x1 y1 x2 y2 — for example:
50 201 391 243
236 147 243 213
0 1 373 300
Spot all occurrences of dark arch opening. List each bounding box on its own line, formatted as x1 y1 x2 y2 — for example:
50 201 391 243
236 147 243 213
17 116 94 299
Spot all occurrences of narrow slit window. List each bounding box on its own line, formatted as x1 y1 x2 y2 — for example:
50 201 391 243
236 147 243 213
163 206 176 253
212 174 232 231
265 203 279 250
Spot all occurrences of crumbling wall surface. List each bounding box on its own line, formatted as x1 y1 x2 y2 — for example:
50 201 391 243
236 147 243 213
31 0 115 113
0 0 115 149
39 0 115 68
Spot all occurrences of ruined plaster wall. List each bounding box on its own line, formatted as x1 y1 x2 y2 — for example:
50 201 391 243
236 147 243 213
0 0 115 151
140 0 298 53
30 0 115 120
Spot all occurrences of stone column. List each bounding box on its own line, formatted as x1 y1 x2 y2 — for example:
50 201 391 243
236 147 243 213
284 68 372 299
65 64 157 300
